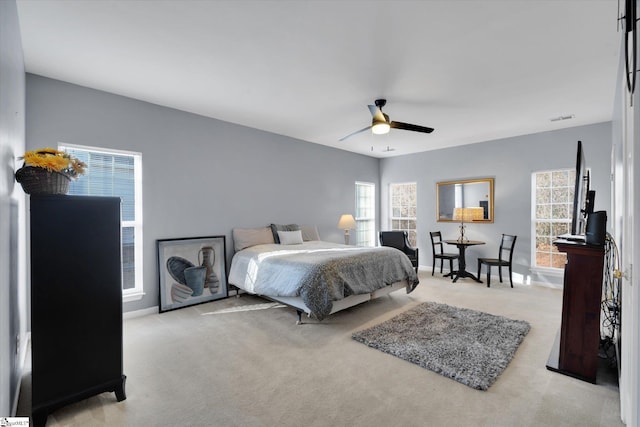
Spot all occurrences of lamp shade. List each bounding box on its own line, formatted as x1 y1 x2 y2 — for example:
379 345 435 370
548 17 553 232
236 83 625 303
453 207 484 222
337 214 356 230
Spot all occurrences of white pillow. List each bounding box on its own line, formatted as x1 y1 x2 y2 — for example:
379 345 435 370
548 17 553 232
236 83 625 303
277 230 304 245
232 227 275 252
300 225 321 241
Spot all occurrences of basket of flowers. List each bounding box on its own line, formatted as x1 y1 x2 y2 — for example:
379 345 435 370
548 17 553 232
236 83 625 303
15 148 86 195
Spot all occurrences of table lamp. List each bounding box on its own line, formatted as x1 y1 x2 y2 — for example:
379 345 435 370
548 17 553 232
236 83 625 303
453 207 484 242
337 214 356 245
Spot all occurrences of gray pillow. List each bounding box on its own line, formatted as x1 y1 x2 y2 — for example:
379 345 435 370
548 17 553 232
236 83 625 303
270 223 300 243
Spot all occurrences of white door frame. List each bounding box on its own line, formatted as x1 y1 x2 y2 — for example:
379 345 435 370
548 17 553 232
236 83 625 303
618 66 639 427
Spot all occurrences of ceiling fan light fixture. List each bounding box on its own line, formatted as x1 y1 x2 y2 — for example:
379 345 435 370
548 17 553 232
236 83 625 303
371 121 390 135
339 99 434 142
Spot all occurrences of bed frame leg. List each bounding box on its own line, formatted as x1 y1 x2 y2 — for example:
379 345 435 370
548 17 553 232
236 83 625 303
296 310 303 325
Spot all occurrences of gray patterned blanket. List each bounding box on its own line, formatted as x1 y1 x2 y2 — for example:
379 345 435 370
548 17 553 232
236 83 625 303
228 241 419 320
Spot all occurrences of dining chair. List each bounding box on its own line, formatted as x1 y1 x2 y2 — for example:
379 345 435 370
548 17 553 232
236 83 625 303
476 234 517 287
379 231 419 273
429 231 459 276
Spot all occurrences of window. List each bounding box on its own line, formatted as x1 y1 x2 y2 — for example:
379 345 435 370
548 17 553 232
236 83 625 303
59 144 143 301
390 182 417 246
532 169 574 269
355 182 375 246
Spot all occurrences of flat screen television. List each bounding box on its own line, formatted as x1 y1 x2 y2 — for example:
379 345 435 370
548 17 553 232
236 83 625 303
570 140 595 237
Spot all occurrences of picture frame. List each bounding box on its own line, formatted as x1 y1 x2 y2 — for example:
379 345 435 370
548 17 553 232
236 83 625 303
157 235 228 313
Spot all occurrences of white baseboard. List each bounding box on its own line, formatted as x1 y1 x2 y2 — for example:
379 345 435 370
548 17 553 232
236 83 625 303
123 306 158 319
421 264 564 289
12 332 30 416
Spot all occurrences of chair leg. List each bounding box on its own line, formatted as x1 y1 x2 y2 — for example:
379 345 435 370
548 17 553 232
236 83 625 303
509 266 513 288
477 260 481 279
440 259 444 274
432 259 435 276
449 259 453 275
499 266 503 283
486 266 491 287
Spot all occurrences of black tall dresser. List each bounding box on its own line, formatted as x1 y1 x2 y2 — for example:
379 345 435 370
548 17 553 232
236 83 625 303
30 195 126 426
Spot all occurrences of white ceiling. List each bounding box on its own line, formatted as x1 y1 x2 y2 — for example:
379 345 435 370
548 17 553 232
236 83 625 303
16 0 621 158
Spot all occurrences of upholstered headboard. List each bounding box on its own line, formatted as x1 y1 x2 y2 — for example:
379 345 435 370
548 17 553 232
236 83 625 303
232 224 321 252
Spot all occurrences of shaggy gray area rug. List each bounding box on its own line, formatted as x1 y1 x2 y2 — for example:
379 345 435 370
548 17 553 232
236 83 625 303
352 302 531 390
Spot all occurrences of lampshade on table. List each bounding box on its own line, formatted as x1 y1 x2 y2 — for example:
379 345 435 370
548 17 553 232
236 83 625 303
337 214 356 245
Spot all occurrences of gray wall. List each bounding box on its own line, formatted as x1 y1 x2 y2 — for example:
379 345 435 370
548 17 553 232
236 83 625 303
0 0 28 416
23 76 614 310
25 74 380 312
380 122 612 286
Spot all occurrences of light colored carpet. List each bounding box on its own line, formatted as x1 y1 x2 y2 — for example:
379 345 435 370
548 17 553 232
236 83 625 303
17 272 622 426
352 302 531 390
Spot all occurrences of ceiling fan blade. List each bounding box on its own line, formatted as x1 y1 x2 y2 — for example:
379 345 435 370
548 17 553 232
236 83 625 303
339 125 372 141
368 105 387 123
390 121 434 134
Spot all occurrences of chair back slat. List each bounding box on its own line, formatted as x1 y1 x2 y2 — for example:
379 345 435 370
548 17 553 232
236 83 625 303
499 234 517 262
430 231 444 256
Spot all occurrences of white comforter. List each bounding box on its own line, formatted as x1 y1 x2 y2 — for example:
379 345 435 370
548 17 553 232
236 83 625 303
228 241 419 319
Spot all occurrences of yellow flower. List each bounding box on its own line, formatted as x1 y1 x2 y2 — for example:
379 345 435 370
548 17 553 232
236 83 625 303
18 148 86 178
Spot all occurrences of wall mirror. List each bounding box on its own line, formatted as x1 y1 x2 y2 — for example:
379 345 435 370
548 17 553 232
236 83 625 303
436 178 494 223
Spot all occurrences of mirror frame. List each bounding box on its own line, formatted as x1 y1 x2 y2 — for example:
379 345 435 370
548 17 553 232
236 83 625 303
436 177 494 223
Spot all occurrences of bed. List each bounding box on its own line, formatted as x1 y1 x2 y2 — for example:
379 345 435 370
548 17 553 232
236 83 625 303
228 225 420 323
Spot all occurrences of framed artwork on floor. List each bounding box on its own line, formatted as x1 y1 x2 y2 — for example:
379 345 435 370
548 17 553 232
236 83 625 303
157 235 228 313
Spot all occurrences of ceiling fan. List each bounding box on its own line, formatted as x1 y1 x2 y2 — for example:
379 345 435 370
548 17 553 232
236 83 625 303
339 99 434 141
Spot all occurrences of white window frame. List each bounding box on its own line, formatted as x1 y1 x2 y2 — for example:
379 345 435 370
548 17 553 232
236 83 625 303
59 143 144 302
355 181 375 247
530 168 574 274
389 182 417 247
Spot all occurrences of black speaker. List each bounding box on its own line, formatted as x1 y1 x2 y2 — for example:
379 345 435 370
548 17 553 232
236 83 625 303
585 190 596 214
586 210 607 246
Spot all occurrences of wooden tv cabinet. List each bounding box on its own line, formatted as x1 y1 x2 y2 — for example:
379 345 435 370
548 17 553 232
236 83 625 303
546 239 604 383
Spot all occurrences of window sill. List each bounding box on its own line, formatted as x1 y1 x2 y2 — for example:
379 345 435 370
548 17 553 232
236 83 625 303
123 291 145 303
